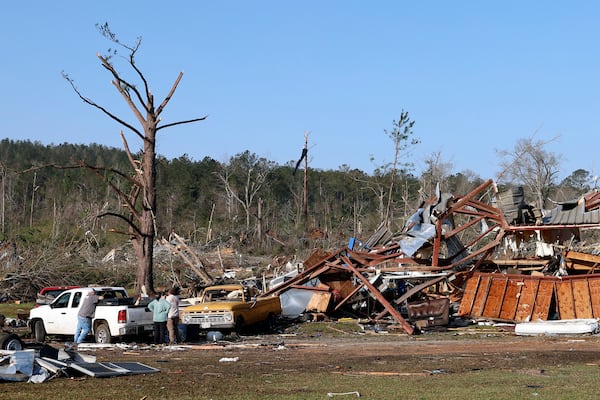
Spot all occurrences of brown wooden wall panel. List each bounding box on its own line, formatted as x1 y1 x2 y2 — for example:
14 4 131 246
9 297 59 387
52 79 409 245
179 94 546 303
515 280 539 322
588 278 600 318
482 278 508 318
556 280 575 319
571 279 592 318
459 273 600 322
499 278 523 320
457 275 480 316
531 280 553 321
471 275 492 317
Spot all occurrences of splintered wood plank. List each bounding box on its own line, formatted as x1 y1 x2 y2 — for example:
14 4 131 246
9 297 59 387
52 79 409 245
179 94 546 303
588 277 600 318
531 280 554 321
482 277 508 318
457 275 481 316
499 278 523 321
555 280 575 319
515 279 540 322
572 279 593 318
471 275 492 317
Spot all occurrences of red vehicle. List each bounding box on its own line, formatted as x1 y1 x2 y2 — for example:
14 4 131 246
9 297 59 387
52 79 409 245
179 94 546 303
35 286 81 307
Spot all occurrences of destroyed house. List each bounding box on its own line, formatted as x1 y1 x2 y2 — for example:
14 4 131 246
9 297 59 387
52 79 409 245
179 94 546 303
262 180 600 331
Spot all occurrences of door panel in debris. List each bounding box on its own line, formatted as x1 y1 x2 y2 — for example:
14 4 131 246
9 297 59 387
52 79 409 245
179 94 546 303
556 280 576 319
457 275 480 316
572 279 593 318
482 278 508 318
515 280 539 322
531 280 553 321
499 278 523 320
588 278 600 318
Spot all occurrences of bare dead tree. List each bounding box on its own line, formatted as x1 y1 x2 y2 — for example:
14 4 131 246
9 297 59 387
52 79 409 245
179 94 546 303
62 23 206 295
216 152 271 237
497 135 561 209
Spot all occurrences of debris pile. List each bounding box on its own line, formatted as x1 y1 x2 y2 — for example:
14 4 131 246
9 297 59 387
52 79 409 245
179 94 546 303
261 179 600 332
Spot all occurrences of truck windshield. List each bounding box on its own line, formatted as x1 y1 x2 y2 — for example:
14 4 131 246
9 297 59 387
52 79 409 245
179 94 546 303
204 289 243 302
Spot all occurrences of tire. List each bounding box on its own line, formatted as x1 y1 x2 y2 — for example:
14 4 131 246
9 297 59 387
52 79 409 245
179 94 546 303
264 313 277 332
0 333 24 350
186 325 200 342
94 323 112 344
234 316 245 335
33 320 46 343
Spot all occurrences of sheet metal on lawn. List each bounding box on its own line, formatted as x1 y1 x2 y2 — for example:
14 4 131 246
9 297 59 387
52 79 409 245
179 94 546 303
70 362 160 378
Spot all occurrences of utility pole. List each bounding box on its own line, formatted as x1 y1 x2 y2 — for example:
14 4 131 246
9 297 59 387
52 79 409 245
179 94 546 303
303 132 309 226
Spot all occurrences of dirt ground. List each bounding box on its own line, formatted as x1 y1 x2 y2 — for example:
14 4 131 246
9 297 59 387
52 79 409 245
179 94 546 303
133 327 600 374
7 323 600 399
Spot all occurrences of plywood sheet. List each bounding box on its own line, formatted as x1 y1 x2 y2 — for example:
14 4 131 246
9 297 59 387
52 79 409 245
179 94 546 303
471 275 491 317
572 279 592 318
457 275 480 316
499 278 523 321
531 280 553 321
588 277 600 318
515 279 539 322
306 292 332 312
482 278 507 318
555 280 575 319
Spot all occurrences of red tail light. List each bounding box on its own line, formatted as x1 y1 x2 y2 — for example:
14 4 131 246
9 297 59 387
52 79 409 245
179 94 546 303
118 309 127 324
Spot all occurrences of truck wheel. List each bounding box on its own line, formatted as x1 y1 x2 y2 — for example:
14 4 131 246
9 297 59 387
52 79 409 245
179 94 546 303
0 333 24 350
235 317 245 335
186 325 200 342
33 320 46 343
94 323 112 344
265 313 277 332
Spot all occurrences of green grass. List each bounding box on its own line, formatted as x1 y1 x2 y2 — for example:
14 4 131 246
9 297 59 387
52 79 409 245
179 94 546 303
1 310 599 400
1 357 598 400
0 302 34 319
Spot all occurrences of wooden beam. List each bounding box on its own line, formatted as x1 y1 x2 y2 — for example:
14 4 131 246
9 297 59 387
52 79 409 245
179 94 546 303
341 255 414 335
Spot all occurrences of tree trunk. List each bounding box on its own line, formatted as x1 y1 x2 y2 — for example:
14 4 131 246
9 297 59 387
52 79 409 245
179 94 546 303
132 126 158 294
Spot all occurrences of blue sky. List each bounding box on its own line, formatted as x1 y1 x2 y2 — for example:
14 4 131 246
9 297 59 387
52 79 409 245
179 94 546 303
2 2 599 181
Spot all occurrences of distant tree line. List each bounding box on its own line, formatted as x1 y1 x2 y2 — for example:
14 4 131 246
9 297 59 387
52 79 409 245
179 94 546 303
2 138 596 250
0 138 594 299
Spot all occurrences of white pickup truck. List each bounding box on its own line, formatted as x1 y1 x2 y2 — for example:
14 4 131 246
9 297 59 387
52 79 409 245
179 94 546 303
29 286 153 344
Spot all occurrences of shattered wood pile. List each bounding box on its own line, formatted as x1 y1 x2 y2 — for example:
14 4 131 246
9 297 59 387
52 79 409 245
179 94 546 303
261 179 600 333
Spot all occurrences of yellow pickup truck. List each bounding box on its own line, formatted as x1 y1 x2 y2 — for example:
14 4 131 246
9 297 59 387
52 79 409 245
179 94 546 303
180 284 281 338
